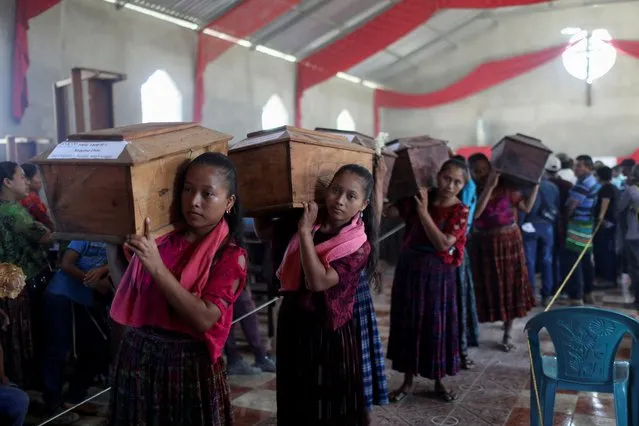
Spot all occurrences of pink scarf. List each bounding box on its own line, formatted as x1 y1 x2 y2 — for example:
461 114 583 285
276 216 367 292
111 220 229 326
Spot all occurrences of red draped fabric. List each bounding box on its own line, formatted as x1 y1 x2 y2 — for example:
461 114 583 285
455 146 492 159
295 0 552 126
12 0 60 123
611 40 639 59
373 44 567 133
373 40 639 134
194 0 300 122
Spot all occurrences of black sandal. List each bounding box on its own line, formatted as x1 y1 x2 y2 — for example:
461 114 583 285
389 389 410 403
502 335 515 352
435 383 458 403
461 354 475 370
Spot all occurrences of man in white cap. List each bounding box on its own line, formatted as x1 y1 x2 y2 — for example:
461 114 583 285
520 156 562 305
544 155 574 297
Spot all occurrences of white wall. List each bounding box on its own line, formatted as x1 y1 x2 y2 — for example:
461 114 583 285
0 0 376 145
381 1 639 157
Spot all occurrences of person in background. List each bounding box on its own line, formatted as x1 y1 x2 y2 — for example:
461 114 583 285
612 165 626 190
41 240 112 423
545 156 573 295
387 160 470 403
224 284 276 375
520 158 560 307
563 155 598 305
451 155 479 369
276 165 375 425
355 156 389 424
469 154 538 352
109 153 246 426
0 161 52 388
557 153 577 185
618 165 639 309
620 159 637 183
0 308 29 426
594 161 605 170
20 163 53 230
593 166 619 287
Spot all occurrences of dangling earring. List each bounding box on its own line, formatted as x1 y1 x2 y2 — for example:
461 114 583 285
360 211 364 219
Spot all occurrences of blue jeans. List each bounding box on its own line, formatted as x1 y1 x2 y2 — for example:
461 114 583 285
42 292 105 411
562 248 594 300
523 223 555 298
593 224 617 283
0 384 29 426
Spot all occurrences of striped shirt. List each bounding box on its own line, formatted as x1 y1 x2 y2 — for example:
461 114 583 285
567 174 598 222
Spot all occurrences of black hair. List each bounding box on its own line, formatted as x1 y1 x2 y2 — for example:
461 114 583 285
176 152 244 249
439 158 470 184
576 155 594 170
21 163 39 180
451 154 467 164
330 164 378 285
0 162 19 185
596 166 613 182
468 153 490 170
613 165 621 172
621 159 637 168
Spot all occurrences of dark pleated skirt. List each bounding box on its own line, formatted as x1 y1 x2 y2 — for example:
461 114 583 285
276 293 365 426
0 289 34 388
472 224 535 323
387 250 460 380
109 327 233 426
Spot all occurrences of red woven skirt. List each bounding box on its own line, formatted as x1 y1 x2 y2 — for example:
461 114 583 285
471 224 535 323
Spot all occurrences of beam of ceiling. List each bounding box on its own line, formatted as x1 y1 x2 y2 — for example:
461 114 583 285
251 0 335 46
194 0 301 122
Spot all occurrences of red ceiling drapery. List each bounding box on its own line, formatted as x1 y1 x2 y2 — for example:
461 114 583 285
373 40 639 134
373 44 568 133
295 0 552 126
12 0 61 123
611 40 639 59
194 0 300 123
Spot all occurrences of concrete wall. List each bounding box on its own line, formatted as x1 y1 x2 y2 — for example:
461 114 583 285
381 1 639 157
0 0 375 144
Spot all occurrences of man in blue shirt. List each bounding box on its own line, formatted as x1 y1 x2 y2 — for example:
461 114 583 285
563 155 598 305
520 162 561 306
42 241 111 421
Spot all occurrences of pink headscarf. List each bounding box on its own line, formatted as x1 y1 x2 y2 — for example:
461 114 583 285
276 215 367 292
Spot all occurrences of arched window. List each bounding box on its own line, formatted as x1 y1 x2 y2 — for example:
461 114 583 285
561 29 617 83
141 70 183 123
336 109 356 131
261 95 289 130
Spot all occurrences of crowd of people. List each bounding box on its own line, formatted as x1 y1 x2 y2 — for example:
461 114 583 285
0 148 637 426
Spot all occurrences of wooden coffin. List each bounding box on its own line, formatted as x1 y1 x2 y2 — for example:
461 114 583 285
385 136 450 201
229 126 375 216
492 133 551 187
314 128 397 197
33 123 231 243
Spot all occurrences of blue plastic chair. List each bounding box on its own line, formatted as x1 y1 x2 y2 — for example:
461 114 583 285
525 307 639 426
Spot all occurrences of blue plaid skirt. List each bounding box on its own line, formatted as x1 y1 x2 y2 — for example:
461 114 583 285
354 274 389 410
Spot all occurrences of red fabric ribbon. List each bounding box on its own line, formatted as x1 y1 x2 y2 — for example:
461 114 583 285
12 0 61 123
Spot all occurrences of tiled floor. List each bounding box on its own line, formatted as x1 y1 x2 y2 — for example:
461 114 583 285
26 270 636 425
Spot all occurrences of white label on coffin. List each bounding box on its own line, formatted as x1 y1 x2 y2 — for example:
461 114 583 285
48 141 128 160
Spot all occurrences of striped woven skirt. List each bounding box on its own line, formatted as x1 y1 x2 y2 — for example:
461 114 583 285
109 327 233 426
354 274 389 410
0 289 34 388
472 224 535 323
457 249 479 353
387 250 460 380
566 219 594 253
276 293 366 426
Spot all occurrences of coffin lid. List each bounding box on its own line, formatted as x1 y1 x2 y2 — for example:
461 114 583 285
494 133 551 153
230 126 374 154
314 128 397 157
33 123 231 165
385 135 448 153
